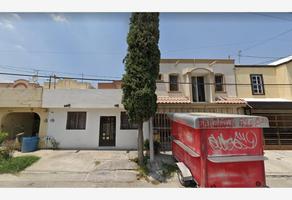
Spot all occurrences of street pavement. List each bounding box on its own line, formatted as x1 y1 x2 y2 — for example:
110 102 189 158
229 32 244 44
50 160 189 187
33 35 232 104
265 150 292 187
0 150 291 187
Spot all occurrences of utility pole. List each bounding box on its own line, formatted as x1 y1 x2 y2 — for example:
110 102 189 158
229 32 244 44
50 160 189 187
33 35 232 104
53 74 56 89
238 50 242 64
48 75 52 89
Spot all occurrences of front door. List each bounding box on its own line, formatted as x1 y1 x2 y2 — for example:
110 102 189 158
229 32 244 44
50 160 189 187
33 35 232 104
192 76 206 102
99 116 116 146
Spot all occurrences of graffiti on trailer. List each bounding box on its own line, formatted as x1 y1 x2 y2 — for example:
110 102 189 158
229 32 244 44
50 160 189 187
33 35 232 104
208 130 257 151
199 118 235 128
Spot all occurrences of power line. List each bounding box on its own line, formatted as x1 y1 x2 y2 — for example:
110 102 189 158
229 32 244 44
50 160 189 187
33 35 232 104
240 55 284 59
0 49 125 56
251 13 292 22
2 71 292 86
161 40 269 54
253 57 284 65
0 64 122 79
0 72 120 82
0 40 266 56
242 27 292 52
239 54 287 65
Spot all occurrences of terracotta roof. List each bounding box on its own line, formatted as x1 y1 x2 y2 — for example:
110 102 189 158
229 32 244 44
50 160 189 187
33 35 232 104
215 96 246 104
157 96 246 105
157 96 191 104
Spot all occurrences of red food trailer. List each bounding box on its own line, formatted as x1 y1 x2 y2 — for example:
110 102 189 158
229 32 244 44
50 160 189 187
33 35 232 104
167 112 269 188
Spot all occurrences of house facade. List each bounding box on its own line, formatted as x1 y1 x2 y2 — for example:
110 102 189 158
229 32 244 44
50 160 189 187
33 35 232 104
42 85 149 149
235 56 292 149
157 59 237 103
153 59 247 149
0 79 48 139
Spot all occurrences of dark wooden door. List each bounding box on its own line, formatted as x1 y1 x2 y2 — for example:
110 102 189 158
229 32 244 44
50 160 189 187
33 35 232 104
99 116 116 146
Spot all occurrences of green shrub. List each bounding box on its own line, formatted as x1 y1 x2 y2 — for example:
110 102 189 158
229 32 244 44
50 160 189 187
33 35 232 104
0 132 8 145
130 156 150 180
0 132 14 160
0 140 15 160
161 162 178 178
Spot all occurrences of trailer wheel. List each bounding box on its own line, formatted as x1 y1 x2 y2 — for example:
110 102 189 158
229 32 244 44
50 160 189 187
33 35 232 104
177 170 191 187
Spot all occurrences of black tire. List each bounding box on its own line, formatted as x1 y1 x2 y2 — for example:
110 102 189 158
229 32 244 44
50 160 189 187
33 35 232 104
177 170 191 187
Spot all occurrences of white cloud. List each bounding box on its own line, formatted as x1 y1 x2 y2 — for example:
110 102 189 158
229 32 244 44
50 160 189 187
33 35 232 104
0 20 14 30
10 14 21 21
0 14 21 31
50 14 69 23
15 44 25 50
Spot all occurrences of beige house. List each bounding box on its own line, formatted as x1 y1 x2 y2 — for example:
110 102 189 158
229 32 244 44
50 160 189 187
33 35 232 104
0 79 48 139
156 58 245 112
236 58 292 100
100 58 247 149
154 58 246 149
235 56 292 149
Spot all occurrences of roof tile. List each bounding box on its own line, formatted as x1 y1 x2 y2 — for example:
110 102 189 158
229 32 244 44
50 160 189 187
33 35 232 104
157 96 191 104
215 96 246 104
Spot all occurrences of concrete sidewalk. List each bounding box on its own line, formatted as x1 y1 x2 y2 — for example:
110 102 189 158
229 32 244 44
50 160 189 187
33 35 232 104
0 150 180 188
0 150 292 187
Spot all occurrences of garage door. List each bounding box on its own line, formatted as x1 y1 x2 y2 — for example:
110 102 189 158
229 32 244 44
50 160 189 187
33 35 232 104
251 111 292 149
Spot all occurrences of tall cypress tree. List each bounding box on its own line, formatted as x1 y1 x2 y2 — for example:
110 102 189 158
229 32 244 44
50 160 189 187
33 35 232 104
122 13 160 165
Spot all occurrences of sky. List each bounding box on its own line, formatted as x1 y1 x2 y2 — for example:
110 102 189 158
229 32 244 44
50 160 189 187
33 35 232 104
1 13 292 83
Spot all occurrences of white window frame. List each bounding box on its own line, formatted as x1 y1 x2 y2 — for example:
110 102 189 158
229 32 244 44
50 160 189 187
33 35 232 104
250 74 265 95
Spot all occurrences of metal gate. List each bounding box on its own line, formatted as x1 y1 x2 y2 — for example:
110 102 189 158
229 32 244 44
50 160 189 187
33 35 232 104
252 112 292 149
153 107 245 151
153 113 171 151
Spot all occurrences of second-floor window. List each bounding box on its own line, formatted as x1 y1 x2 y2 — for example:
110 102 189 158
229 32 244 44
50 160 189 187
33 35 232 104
250 74 265 95
215 74 224 92
169 74 178 91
